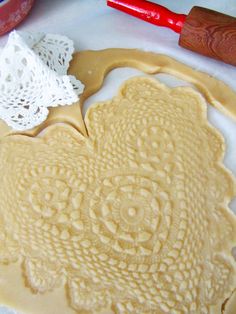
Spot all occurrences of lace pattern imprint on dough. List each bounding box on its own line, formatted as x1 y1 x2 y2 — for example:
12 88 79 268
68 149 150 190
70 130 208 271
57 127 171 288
0 77 235 314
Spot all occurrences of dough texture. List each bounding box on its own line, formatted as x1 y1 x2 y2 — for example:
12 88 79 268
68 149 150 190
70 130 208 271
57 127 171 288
0 49 236 137
0 76 235 314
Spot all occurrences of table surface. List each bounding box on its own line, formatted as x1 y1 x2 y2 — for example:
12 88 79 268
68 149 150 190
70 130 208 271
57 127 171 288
0 1 235 313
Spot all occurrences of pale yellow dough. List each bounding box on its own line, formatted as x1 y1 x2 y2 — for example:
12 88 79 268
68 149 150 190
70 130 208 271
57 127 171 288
0 49 236 314
0 49 236 137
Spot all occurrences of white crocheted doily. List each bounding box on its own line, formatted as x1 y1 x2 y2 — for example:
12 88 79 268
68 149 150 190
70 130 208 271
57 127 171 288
0 31 84 131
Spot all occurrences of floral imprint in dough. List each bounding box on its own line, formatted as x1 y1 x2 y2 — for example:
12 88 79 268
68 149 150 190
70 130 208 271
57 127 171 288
1 48 236 138
0 77 235 314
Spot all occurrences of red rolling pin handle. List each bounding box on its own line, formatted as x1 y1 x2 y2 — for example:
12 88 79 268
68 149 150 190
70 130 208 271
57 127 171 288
107 0 236 66
107 0 186 33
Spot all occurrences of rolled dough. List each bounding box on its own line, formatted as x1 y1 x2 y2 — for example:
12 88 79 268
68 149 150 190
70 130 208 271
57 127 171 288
0 49 236 137
0 50 235 314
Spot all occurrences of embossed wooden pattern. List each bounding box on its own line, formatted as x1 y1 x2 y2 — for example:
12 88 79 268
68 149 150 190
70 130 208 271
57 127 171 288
179 6 236 66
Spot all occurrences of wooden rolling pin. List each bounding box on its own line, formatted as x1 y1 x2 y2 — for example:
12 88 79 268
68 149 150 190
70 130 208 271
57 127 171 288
107 0 236 66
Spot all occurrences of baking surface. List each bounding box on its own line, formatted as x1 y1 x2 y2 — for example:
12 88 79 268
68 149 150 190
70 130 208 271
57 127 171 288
0 0 235 313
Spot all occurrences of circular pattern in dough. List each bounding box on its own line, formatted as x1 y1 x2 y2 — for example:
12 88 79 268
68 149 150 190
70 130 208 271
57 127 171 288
0 77 235 314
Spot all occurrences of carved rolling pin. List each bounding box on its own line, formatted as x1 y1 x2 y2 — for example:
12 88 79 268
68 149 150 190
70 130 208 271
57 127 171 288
107 0 236 66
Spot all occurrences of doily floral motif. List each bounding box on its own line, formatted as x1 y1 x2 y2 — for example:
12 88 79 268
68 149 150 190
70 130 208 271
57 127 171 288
87 174 172 260
0 77 235 314
0 31 84 130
